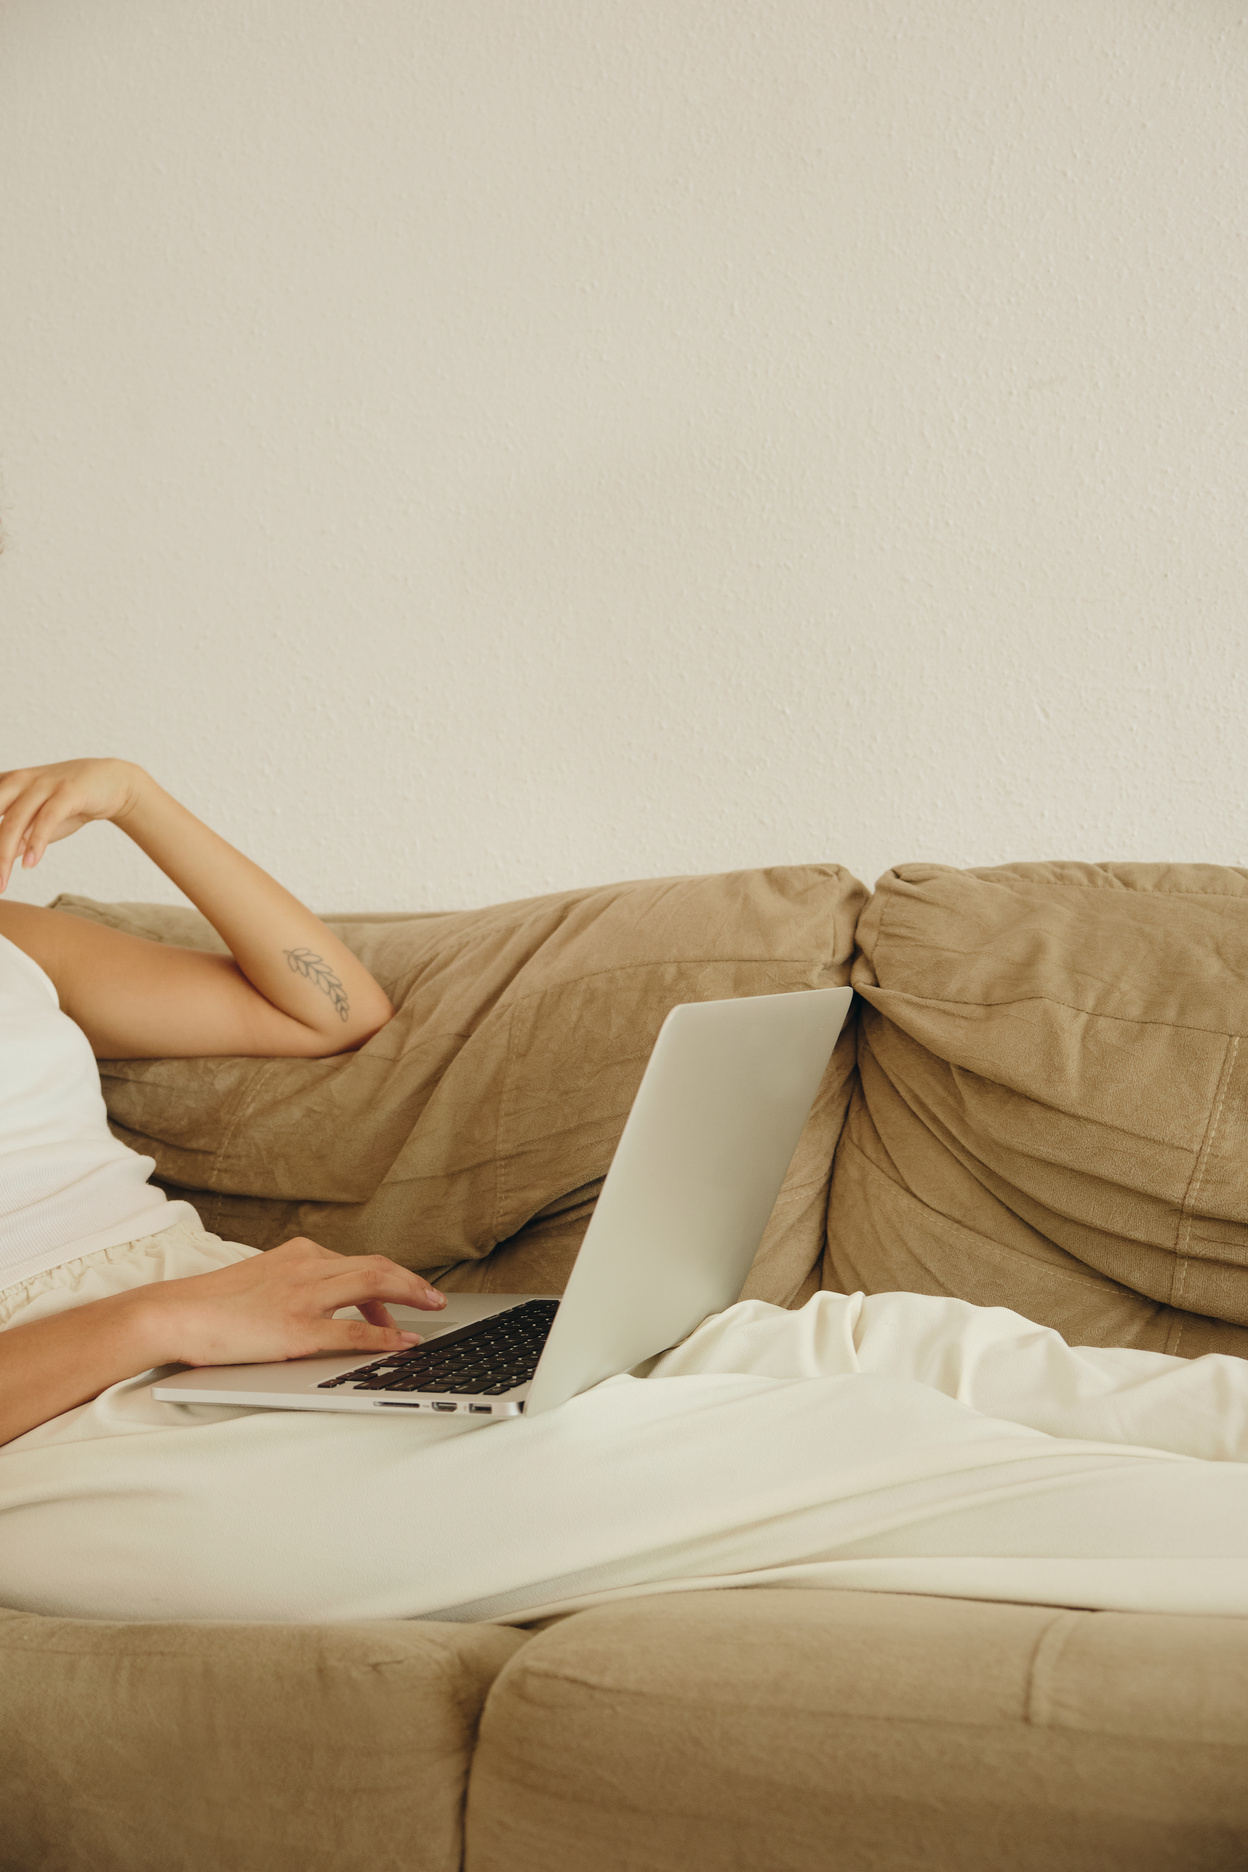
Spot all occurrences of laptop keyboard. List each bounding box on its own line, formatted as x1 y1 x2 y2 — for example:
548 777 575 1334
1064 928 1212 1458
316 1297 560 1398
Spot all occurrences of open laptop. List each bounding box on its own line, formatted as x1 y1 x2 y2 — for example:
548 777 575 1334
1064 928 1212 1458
153 985 852 1423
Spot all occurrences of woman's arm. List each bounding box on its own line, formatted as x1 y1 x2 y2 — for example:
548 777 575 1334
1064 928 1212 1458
0 759 394 1058
0 1239 445 1448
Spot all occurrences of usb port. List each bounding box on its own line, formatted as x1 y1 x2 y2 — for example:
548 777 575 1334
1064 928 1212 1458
432 1402 456 1412
469 1404 493 1414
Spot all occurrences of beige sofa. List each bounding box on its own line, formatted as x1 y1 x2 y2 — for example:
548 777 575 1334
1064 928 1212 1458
5 861 1248 1872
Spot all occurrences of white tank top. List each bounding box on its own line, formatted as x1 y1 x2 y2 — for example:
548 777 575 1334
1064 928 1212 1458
0 931 197 1287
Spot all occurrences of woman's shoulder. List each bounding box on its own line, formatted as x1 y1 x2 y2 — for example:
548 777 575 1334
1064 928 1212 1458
0 902 104 1003
0 900 77 956
0 904 66 1006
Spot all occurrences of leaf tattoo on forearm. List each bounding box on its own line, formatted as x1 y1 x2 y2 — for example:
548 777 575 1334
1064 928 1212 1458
283 948 350 1021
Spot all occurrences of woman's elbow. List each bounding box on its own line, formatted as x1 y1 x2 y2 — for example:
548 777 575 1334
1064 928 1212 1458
306 990 395 1057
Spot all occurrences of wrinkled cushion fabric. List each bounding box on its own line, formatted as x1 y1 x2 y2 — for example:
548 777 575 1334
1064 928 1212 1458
466 1591 1248 1872
826 862 1248 1356
0 1606 524 1872
57 866 865 1302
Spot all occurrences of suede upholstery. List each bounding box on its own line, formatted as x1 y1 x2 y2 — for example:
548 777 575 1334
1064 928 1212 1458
54 865 865 1307
7 862 1248 1872
826 862 1248 1356
467 1591 1248 1872
0 1609 525 1872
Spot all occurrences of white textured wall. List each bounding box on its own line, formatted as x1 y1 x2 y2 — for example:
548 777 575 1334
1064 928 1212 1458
2 0 1246 913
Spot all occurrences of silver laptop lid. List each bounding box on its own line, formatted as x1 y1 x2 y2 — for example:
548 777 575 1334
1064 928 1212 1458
523 984 852 1416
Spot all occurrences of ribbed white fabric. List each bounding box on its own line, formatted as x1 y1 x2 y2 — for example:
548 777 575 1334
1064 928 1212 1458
0 931 195 1284
3 1217 1248 1626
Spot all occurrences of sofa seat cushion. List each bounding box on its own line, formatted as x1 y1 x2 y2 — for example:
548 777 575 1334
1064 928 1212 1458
0 1608 525 1872
827 862 1248 1355
465 1588 1248 1872
56 865 864 1306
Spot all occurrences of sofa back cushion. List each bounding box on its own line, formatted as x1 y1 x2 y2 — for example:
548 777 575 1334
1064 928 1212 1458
826 862 1248 1356
60 865 865 1303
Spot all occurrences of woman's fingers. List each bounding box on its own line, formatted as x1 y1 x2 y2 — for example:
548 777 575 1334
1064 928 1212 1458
0 783 55 891
312 1318 423 1356
317 1257 446 1314
0 763 139 888
18 797 77 871
156 1241 445 1368
0 777 94 886
355 1299 401 1330
268 1239 445 1310
0 768 44 814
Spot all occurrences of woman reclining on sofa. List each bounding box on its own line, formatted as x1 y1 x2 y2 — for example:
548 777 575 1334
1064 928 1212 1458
2 757 1248 1627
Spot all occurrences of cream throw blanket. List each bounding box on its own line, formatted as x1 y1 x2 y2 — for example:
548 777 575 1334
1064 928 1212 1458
2 1215 1247 1626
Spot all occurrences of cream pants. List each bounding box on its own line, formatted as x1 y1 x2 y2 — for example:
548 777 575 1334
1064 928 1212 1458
3 1215 1248 1624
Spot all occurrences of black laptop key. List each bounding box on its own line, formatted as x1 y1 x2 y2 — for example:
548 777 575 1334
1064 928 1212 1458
328 1297 559 1392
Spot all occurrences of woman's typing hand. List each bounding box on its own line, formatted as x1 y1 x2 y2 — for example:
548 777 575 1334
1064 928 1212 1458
137 1238 447 1369
0 1240 447 1447
2 1239 446 1447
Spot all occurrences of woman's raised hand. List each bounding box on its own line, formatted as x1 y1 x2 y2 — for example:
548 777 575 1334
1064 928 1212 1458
0 759 396 1057
139 1238 448 1370
0 758 143 891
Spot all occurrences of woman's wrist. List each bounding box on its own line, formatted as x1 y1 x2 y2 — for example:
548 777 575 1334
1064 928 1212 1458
110 762 159 835
116 1282 186 1370
0 1280 190 1448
